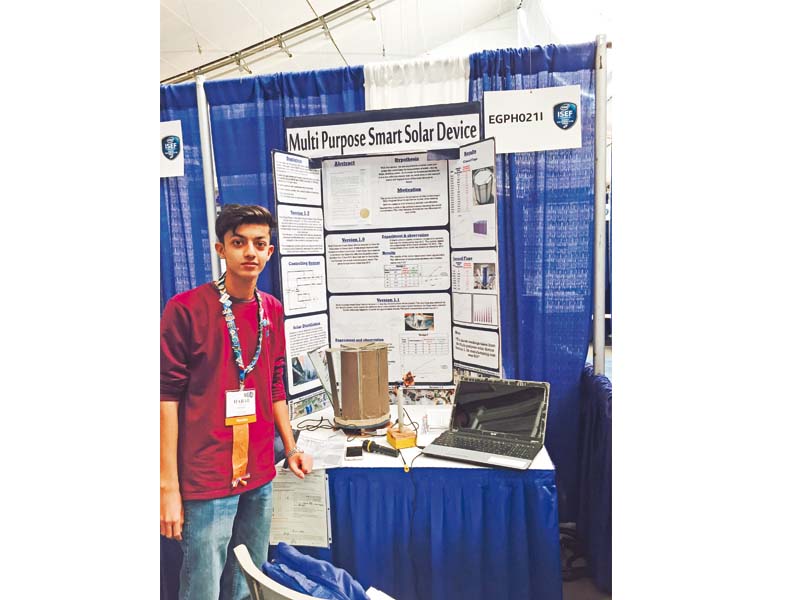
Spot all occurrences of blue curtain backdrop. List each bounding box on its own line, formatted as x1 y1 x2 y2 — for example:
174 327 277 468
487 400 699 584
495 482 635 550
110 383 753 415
469 43 597 521
579 364 612 593
160 82 213 311
204 67 365 297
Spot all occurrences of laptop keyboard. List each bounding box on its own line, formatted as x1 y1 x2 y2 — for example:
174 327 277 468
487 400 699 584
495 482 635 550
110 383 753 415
433 431 538 460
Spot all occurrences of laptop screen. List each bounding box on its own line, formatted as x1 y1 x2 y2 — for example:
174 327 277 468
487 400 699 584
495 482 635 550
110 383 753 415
451 378 547 441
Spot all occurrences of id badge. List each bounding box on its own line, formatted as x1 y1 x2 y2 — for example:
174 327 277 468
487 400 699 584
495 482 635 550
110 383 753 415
225 388 257 426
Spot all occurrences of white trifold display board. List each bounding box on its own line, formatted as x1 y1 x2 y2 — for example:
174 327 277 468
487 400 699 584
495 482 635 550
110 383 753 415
274 107 502 418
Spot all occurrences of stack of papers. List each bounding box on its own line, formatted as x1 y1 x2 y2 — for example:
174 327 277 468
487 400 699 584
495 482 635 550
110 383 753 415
294 431 346 470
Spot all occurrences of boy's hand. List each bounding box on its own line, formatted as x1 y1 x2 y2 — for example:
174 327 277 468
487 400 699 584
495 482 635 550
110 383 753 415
288 452 314 479
160 488 184 540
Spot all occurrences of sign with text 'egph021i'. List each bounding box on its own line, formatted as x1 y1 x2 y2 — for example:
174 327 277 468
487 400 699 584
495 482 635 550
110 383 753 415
483 85 582 154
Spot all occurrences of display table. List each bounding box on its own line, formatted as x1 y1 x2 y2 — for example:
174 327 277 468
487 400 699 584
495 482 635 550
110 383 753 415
161 405 562 600
281 405 562 600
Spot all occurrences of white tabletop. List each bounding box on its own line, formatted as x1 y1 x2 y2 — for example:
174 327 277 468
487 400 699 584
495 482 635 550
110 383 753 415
290 403 554 472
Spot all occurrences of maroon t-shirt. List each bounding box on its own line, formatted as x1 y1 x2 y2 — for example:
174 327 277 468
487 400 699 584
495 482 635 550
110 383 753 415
160 282 287 500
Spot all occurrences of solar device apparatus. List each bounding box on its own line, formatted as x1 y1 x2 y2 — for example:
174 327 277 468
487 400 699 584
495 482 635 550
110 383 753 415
323 342 391 433
421 376 549 470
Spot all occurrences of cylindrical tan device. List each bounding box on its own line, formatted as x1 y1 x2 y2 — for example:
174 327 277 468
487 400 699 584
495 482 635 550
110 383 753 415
325 342 390 430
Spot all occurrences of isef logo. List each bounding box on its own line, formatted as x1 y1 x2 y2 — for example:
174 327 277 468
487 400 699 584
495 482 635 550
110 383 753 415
162 135 181 160
553 102 578 130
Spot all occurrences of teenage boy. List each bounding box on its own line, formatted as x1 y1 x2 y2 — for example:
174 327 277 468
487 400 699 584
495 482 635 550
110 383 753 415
161 204 313 600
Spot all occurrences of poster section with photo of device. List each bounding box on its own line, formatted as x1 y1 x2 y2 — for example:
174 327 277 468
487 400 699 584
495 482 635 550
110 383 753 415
449 139 501 377
272 150 331 419
322 149 457 395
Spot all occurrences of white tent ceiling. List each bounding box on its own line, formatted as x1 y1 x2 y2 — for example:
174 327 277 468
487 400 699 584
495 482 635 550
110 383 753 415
160 0 612 83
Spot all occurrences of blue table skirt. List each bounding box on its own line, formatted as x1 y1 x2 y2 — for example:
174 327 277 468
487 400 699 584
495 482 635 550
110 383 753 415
289 467 562 600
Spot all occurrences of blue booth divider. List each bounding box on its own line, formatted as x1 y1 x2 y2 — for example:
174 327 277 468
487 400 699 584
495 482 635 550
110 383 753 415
160 82 213 312
577 363 612 592
468 43 597 522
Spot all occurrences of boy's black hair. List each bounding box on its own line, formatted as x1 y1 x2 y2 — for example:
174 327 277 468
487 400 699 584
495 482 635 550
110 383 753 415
215 204 276 242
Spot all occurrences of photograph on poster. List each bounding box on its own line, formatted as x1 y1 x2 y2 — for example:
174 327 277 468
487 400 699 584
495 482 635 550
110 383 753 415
389 386 455 406
472 167 495 206
404 312 434 331
288 391 330 420
291 354 318 386
473 263 496 290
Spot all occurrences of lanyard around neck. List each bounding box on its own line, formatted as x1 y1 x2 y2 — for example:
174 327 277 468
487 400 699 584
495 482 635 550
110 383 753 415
215 273 269 390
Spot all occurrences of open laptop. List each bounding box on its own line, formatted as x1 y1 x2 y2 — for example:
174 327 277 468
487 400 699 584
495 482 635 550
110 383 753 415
421 376 549 470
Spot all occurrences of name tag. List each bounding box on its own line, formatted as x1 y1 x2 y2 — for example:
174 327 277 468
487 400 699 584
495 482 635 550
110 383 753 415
225 389 257 426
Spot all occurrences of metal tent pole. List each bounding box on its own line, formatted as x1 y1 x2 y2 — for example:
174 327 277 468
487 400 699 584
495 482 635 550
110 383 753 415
593 35 608 374
195 75 221 280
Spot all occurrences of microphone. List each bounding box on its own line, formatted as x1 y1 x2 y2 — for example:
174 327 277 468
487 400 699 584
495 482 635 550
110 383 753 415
362 440 400 458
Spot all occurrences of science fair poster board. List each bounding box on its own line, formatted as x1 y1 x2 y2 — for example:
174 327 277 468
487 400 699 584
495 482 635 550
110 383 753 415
274 105 503 415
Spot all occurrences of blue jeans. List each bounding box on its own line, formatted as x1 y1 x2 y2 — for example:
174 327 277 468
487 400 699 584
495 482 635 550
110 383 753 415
179 482 273 600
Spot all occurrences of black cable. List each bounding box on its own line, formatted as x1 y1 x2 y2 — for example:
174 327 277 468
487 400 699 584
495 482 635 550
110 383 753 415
295 417 334 431
402 407 419 433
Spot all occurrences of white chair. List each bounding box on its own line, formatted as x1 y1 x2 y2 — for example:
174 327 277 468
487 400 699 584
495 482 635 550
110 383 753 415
233 544 316 600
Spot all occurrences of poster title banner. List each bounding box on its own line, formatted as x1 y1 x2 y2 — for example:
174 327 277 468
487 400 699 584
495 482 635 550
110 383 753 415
483 85 582 153
285 102 481 158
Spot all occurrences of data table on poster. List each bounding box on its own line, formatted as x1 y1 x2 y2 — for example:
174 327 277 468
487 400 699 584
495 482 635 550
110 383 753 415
383 266 421 289
399 336 449 356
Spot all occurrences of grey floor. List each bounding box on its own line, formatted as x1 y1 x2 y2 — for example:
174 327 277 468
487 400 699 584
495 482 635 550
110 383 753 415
564 577 612 600
562 344 612 600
